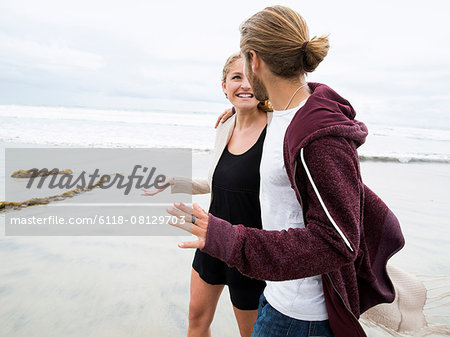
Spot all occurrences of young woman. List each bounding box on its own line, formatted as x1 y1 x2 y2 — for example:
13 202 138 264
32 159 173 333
144 53 270 337
168 6 405 337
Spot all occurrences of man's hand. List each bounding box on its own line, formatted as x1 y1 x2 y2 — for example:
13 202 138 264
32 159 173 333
167 202 209 249
214 108 234 128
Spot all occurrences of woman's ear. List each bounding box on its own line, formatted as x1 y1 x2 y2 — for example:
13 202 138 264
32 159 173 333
222 81 228 98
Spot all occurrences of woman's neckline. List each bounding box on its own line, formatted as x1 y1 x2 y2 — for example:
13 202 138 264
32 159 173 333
226 125 267 157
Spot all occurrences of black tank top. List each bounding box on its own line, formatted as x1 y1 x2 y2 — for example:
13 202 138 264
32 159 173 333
209 126 266 229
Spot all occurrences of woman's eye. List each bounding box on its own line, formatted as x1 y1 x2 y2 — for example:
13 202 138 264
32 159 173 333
232 75 241 80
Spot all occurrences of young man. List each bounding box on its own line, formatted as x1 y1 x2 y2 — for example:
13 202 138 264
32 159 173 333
168 6 404 337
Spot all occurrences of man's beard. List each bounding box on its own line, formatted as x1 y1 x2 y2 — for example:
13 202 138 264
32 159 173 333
246 62 269 102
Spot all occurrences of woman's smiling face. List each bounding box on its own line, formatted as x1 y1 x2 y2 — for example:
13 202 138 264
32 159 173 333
222 58 259 111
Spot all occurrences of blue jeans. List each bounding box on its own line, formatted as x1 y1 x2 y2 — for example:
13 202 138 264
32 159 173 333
252 294 334 337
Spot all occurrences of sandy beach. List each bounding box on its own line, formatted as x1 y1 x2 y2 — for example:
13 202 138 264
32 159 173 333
1 142 449 337
1 1 450 335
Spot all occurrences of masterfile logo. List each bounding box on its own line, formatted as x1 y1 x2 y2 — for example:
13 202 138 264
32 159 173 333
3 148 192 236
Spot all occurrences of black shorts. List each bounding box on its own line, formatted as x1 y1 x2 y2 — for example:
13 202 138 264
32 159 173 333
192 249 266 310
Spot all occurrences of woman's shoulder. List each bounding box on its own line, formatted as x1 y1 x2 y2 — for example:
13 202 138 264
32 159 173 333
215 113 236 134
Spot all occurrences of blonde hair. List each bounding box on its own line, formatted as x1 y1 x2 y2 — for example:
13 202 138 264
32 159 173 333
222 53 242 83
240 5 329 78
222 52 273 113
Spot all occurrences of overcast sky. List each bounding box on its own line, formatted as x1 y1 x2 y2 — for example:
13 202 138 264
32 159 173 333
0 0 449 127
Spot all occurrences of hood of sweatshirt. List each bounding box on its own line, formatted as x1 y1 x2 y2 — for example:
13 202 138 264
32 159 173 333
284 82 368 158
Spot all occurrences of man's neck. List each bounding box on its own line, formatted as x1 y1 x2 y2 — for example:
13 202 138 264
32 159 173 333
265 76 310 111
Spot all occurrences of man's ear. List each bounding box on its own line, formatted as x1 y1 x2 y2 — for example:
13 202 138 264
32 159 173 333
249 50 260 73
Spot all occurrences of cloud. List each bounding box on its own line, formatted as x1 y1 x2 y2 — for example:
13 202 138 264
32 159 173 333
0 32 105 72
0 0 449 127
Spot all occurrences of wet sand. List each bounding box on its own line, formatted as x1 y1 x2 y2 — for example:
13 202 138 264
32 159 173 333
1 143 449 336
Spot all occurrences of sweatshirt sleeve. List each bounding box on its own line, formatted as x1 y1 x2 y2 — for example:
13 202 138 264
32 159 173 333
170 177 210 195
202 137 362 281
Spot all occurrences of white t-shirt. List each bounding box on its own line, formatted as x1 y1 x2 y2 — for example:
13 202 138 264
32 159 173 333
259 101 328 321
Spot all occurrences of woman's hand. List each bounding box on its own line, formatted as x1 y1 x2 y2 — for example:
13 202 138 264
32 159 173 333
214 108 234 128
141 177 173 196
166 202 209 249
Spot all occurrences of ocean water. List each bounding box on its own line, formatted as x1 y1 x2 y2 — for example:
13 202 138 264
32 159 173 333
1 104 450 163
1 105 450 336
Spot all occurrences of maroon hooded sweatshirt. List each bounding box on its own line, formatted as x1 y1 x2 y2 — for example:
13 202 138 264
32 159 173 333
202 83 405 337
